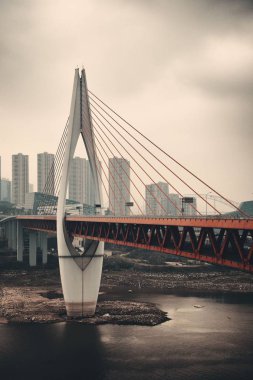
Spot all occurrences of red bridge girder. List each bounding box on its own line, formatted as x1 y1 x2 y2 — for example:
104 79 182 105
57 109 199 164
17 216 253 273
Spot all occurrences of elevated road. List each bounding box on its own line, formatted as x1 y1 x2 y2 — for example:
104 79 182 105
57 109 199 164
15 215 253 273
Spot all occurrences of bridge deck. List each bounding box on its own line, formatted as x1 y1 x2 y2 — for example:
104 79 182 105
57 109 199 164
10 214 253 273
16 215 253 229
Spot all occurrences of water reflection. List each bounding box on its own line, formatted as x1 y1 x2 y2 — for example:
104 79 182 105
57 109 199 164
0 324 105 380
1 292 253 380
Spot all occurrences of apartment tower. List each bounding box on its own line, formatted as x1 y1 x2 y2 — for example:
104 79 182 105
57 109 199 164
37 152 55 194
12 153 29 206
109 157 130 216
145 182 169 216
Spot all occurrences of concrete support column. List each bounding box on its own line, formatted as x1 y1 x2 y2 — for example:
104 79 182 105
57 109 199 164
7 221 16 250
29 232 37 267
5 224 10 248
12 221 17 250
41 233 48 264
6 223 13 249
17 222 24 262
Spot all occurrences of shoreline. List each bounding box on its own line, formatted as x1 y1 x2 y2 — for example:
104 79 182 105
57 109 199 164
1 266 253 325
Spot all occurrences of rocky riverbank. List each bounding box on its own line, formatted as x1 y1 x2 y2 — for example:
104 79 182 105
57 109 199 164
0 286 168 325
0 265 253 325
0 269 169 326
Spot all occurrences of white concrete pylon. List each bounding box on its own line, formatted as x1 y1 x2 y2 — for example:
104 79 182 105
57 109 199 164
57 69 104 318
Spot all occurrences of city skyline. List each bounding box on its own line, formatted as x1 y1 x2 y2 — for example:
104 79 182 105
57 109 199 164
0 151 248 215
0 1 252 204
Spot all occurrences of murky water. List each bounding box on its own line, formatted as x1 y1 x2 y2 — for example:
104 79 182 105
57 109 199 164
1 292 253 380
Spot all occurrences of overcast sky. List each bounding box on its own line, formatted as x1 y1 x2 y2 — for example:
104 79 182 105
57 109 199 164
0 0 252 204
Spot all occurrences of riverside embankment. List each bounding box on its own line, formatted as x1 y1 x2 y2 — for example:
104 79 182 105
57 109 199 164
1 263 253 325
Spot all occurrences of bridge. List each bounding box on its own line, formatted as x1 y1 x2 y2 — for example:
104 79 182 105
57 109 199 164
1 68 252 318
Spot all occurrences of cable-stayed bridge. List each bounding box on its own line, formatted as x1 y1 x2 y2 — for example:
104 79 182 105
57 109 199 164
1 68 253 318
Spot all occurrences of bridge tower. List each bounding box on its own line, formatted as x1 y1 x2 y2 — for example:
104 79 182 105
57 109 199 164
57 69 104 317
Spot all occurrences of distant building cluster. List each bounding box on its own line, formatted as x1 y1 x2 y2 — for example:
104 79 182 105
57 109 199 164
0 153 197 216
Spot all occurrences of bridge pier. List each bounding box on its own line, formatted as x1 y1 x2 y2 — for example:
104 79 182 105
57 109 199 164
11 221 17 250
29 232 37 267
17 221 24 262
5 221 16 250
5 223 10 248
59 242 104 317
39 233 48 265
57 68 104 318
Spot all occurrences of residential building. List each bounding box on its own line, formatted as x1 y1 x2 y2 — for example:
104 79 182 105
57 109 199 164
69 157 100 207
109 157 130 215
145 182 169 216
168 193 181 216
12 153 29 206
37 152 55 194
0 178 11 202
69 157 86 204
84 159 101 207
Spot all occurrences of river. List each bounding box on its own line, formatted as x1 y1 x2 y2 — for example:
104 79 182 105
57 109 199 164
1 291 253 380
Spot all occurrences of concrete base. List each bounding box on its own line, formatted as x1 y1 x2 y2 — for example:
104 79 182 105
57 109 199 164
58 242 104 318
65 302 96 318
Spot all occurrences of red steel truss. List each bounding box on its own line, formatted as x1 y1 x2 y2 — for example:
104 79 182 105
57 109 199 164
17 216 253 273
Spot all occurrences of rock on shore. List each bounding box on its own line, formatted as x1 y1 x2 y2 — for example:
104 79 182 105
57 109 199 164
1 265 252 326
0 287 169 326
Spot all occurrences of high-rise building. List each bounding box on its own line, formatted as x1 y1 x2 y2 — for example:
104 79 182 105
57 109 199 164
145 182 169 216
69 157 100 207
37 152 55 194
69 157 86 204
12 153 29 206
0 178 11 202
168 193 181 216
109 157 130 215
85 160 102 207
